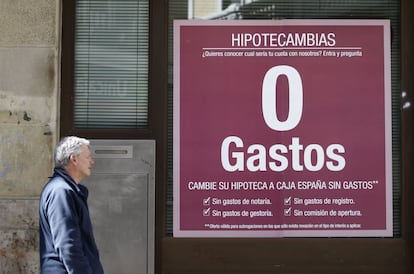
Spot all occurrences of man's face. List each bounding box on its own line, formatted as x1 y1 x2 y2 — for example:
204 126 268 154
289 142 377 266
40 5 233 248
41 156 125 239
76 145 94 179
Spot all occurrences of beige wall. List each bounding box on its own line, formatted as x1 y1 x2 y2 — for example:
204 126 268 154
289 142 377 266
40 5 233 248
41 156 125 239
0 0 59 272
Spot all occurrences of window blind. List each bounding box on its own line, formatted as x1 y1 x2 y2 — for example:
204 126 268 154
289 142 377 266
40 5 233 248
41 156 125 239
74 0 149 129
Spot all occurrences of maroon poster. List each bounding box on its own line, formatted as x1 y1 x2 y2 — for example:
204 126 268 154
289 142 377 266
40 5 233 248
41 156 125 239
173 20 392 237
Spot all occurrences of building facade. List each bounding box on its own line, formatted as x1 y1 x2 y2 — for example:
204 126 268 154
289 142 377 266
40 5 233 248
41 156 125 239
0 0 413 273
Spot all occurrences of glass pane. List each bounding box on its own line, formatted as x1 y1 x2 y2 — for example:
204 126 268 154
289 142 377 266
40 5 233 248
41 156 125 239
167 0 401 237
74 0 149 129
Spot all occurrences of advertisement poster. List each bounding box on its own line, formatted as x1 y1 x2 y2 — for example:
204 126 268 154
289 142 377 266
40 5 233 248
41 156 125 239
173 20 392 237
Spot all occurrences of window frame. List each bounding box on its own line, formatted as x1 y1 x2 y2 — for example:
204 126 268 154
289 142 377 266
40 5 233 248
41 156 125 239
61 0 167 140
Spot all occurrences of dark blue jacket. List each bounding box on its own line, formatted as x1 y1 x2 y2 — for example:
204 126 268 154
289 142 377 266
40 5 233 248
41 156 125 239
39 168 104 274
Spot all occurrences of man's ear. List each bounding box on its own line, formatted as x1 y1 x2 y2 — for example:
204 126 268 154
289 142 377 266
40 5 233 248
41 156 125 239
69 154 77 165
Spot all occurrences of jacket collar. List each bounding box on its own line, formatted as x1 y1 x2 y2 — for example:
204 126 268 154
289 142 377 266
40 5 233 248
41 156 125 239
53 167 89 199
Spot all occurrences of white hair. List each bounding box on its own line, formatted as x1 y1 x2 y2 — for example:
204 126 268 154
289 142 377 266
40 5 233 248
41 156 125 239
54 136 90 168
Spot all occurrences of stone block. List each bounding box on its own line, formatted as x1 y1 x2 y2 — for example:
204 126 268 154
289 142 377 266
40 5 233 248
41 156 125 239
0 229 39 273
0 124 53 197
0 199 38 229
0 47 56 97
0 0 57 46
0 199 39 273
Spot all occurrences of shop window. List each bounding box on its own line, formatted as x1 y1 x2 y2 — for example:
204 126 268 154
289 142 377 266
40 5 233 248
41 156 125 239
73 0 149 129
166 0 401 237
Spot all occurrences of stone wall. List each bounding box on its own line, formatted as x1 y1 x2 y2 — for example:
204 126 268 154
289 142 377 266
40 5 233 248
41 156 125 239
0 0 59 272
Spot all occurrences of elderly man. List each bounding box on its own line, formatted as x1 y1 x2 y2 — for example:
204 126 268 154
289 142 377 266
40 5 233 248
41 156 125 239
39 136 104 274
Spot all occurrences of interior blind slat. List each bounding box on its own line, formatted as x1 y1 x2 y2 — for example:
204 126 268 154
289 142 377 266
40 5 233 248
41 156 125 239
74 0 149 129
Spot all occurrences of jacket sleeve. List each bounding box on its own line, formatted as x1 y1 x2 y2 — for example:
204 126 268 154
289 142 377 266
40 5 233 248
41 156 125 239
46 187 93 274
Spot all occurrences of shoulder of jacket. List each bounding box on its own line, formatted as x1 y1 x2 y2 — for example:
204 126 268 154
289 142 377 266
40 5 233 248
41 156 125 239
42 176 76 195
